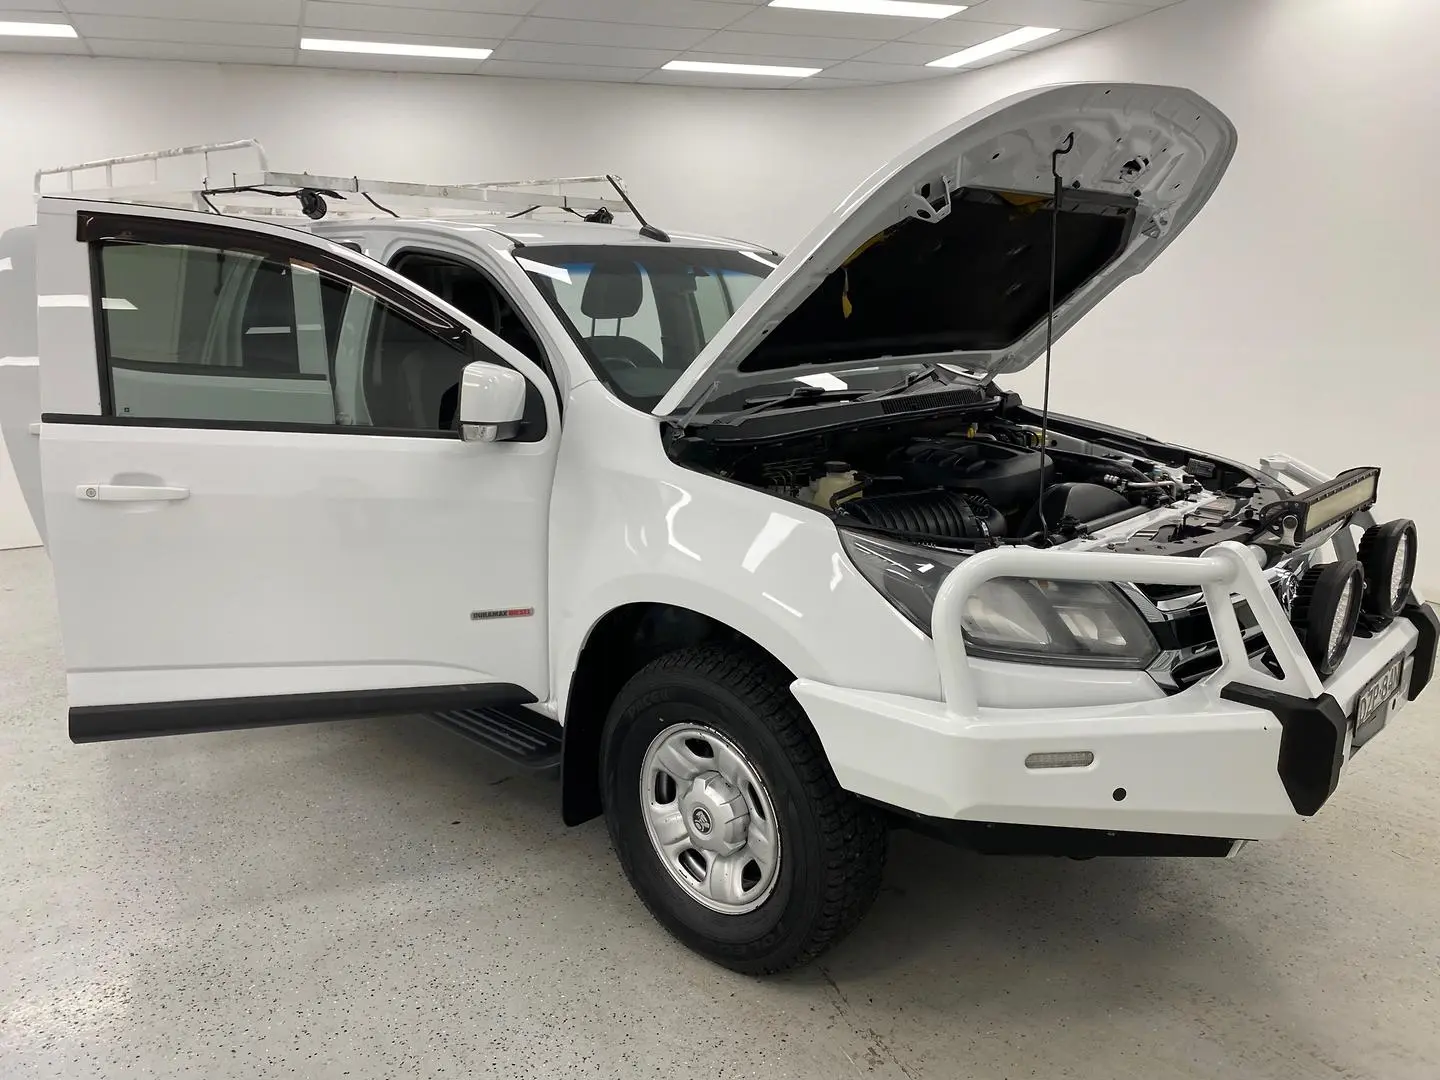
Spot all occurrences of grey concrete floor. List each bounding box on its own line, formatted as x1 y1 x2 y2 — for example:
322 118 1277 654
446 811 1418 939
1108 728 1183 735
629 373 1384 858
1 545 1438 1080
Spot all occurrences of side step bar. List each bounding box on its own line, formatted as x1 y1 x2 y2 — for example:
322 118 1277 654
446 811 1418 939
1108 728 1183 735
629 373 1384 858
427 706 562 769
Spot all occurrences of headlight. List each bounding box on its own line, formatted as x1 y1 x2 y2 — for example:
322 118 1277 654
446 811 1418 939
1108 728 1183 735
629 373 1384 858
839 530 1160 669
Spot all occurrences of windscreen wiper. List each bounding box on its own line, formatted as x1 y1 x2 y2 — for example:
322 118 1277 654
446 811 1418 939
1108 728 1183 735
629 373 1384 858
717 384 867 425
860 364 959 401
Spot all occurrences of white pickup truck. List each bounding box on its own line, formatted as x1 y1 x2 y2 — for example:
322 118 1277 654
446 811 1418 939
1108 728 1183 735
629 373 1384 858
1 82 1433 974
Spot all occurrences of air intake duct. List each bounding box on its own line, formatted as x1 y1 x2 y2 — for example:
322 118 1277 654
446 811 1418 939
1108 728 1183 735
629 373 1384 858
839 490 1006 541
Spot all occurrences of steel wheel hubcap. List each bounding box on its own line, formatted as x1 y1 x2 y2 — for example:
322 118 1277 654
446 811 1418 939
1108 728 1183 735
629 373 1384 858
639 723 781 914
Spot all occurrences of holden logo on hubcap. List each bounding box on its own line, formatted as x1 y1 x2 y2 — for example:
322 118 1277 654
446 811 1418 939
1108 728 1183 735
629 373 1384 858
691 808 713 836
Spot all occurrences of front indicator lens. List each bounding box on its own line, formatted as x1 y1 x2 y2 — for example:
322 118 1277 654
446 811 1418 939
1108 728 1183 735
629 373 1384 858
839 531 1159 669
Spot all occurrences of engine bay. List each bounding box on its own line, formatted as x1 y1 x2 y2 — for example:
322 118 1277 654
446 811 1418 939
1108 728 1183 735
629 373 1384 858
669 391 1285 552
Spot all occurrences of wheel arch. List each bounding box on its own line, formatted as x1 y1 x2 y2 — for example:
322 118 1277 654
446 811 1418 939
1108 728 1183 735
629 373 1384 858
558 600 802 826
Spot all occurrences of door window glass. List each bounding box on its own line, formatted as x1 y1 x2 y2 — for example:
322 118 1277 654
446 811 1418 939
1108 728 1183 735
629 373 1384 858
95 239 469 434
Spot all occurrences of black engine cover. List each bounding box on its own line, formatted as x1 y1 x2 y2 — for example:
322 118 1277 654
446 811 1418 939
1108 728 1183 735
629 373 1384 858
893 437 1056 518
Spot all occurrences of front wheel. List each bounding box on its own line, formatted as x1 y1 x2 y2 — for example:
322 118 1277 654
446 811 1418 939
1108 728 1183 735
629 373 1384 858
600 645 887 974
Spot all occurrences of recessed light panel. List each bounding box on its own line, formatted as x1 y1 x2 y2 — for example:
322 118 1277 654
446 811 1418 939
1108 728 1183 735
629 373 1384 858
0 21 78 38
768 0 967 17
662 60 822 78
300 38 493 61
927 26 1059 68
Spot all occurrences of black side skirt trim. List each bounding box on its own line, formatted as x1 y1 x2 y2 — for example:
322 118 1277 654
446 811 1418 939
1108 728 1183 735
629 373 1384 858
69 683 536 743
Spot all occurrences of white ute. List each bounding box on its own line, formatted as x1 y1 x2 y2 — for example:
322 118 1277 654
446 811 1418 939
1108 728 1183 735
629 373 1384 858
1 83 1434 973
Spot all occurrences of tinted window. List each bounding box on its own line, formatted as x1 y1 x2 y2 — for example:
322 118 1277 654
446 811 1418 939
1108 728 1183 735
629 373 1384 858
518 246 773 409
95 240 470 433
392 251 549 373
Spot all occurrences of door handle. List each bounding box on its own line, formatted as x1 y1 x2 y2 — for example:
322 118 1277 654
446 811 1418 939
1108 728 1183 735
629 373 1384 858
76 484 190 502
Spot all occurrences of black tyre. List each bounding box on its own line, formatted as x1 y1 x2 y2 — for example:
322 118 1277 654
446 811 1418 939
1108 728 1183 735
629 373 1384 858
600 644 887 974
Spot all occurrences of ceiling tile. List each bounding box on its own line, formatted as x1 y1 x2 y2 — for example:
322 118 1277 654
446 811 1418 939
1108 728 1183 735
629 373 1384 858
66 0 302 21
961 0 1150 32
0 1 64 11
489 39 679 68
900 18 1021 46
478 60 656 82
302 2 520 38
509 17 713 50
851 39 955 64
793 77 873 90
71 14 297 47
85 39 297 64
689 29 874 60
818 58 950 81
716 7 949 40
525 0 751 31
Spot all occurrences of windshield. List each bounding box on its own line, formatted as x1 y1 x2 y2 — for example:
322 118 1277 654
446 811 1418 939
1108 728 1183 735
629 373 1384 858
517 245 773 409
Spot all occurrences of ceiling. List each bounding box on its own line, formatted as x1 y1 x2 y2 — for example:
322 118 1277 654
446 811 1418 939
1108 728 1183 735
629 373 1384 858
2 0 1182 88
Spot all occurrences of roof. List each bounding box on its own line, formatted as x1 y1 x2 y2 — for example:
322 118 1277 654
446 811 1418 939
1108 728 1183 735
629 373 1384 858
313 217 770 253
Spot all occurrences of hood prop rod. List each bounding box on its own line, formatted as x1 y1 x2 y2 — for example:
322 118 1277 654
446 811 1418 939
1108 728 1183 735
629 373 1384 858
1035 131 1076 542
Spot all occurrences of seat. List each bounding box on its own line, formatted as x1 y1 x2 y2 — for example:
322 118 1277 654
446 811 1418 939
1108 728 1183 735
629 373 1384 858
400 344 466 431
581 257 661 369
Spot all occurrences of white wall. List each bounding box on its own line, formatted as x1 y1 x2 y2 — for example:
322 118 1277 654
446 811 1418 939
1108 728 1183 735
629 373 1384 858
836 0 1440 590
3 0 1437 586
0 59 834 549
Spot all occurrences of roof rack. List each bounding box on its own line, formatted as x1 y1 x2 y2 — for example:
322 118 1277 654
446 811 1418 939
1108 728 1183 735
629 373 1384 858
33 138 634 224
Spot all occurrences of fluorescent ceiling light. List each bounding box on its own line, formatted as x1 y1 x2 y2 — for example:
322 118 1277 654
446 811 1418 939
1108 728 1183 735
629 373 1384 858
301 38 492 60
768 0 967 16
927 26 1058 67
663 60 821 78
0 20 78 38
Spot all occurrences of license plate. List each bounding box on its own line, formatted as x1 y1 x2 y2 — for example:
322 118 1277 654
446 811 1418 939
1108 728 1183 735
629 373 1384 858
1352 656 1404 750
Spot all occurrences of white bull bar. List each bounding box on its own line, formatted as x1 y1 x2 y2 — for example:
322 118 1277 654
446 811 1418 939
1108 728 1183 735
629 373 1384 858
930 540 1324 719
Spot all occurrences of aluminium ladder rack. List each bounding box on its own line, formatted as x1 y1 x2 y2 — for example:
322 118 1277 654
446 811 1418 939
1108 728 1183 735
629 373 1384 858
34 138 633 224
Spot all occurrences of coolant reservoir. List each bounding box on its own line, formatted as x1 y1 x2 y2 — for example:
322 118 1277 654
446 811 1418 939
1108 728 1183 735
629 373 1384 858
804 462 860 509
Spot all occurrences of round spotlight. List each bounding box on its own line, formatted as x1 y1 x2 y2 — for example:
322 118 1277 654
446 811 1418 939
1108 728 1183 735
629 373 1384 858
1358 518 1417 620
1291 560 1365 677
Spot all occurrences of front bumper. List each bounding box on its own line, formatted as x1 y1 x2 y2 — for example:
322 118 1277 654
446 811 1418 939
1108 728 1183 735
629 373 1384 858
794 538 1436 844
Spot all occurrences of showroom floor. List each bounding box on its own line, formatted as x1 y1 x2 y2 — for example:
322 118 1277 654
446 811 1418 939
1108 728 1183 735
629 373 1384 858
2 545 1437 1080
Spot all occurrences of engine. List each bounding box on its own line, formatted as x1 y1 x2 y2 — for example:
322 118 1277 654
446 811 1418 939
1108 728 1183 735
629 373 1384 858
707 417 1204 544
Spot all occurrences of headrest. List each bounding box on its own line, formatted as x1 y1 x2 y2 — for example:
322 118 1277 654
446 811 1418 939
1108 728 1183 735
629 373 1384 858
581 258 643 320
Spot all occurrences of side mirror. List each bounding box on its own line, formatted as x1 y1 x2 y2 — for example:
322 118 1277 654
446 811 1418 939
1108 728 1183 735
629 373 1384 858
458 360 527 443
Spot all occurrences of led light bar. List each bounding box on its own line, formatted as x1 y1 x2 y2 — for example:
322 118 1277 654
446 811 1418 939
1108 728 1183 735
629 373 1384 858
1293 467 1380 540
